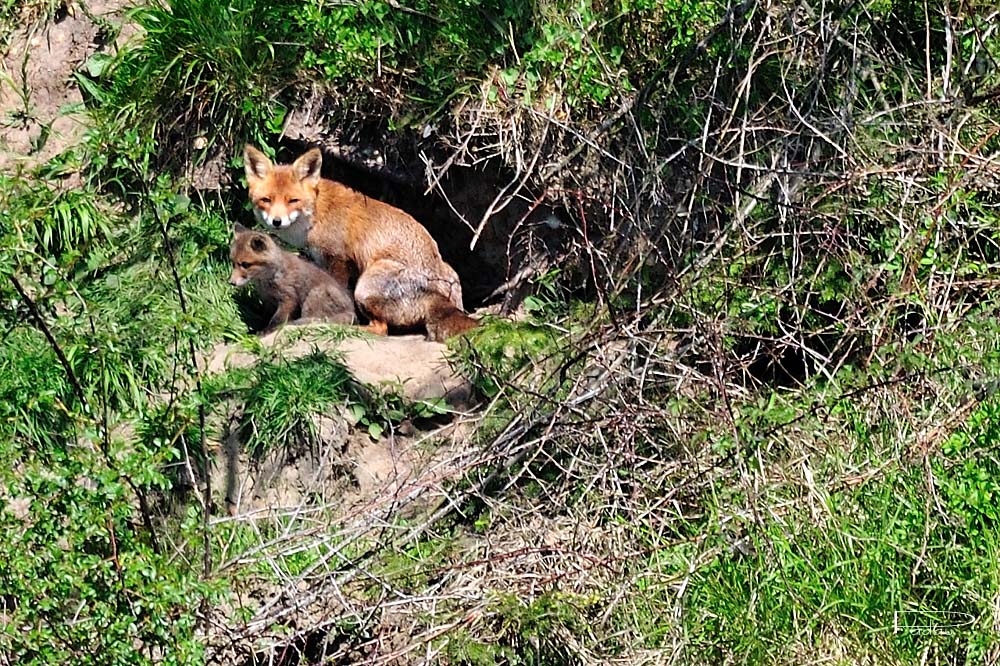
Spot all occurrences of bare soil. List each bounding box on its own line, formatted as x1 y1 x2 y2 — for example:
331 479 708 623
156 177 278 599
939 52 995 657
204 326 476 518
0 0 133 171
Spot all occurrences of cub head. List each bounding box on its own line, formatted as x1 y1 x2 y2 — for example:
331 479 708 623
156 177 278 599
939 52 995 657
243 145 322 231
229 223 279 287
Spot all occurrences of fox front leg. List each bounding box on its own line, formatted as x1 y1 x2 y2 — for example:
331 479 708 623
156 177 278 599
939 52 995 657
325 257 354 292
264 298 296 333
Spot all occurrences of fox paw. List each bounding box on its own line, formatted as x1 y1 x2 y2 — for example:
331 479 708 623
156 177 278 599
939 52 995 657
363 320 389 336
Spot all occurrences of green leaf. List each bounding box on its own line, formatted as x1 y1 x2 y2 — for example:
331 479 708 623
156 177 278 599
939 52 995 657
83 53 114 78
348 403 366 424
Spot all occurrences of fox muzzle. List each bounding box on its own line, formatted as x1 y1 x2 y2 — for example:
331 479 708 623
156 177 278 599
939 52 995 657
255 207 302 229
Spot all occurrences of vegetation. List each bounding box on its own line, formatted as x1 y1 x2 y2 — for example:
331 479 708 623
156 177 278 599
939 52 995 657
3 0 1000 663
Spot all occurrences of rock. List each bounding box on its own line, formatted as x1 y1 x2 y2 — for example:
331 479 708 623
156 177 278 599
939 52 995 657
204 326 474 408
337 334 472 405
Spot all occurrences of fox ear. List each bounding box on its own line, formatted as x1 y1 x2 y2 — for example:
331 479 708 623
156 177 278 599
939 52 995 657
244 145 272 182
250 235 268 253
233 222 248 234
292 147 322 185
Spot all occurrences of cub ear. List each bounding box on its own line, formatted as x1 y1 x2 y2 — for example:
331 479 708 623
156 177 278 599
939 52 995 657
233 222 249 234
292 147 322 185
250 235 268 253
244 145 272 182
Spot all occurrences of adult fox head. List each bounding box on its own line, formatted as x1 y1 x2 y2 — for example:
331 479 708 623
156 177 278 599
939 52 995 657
244 145 322 231
229 223 280 287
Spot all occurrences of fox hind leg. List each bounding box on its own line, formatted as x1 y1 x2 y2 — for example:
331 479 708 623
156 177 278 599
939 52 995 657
355 259 430 330
355 259 475 339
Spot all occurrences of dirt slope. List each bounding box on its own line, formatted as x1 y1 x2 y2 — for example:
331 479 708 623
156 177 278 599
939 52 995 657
0 0 134 170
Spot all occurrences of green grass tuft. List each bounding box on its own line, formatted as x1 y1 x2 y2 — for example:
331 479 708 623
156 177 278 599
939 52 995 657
237 349 354 458
86 0 302 172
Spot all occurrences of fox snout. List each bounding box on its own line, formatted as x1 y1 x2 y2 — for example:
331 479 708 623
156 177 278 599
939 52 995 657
229 270 249 287
254 207 302 229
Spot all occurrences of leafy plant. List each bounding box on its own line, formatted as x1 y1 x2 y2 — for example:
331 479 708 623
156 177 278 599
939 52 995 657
0 148 243 663
0 431 213 665
348 383 449 440
938 397 1000 534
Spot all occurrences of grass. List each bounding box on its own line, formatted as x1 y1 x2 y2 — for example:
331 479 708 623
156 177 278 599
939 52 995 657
423 285 1000 664
603 343 1000 663
0 0 60 48
84 0 303 176
235 349 355 458
0 328 73 450
678 463 1000 663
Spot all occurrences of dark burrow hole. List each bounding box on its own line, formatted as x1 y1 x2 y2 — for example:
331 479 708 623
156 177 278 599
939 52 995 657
238 626 366 666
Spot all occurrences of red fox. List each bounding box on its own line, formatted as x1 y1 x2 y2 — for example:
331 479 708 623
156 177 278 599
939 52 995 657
229 223 356 332
243 145 477 341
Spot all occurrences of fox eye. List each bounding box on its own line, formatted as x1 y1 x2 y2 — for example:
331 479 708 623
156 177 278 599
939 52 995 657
259 197 271 205
288 198 300 205
239 262 252 269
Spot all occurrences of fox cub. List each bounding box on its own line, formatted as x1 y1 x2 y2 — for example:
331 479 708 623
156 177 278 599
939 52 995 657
229 223 355 332
243 145 477 341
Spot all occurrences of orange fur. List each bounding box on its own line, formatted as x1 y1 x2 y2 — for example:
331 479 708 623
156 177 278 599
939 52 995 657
244 145 477 341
